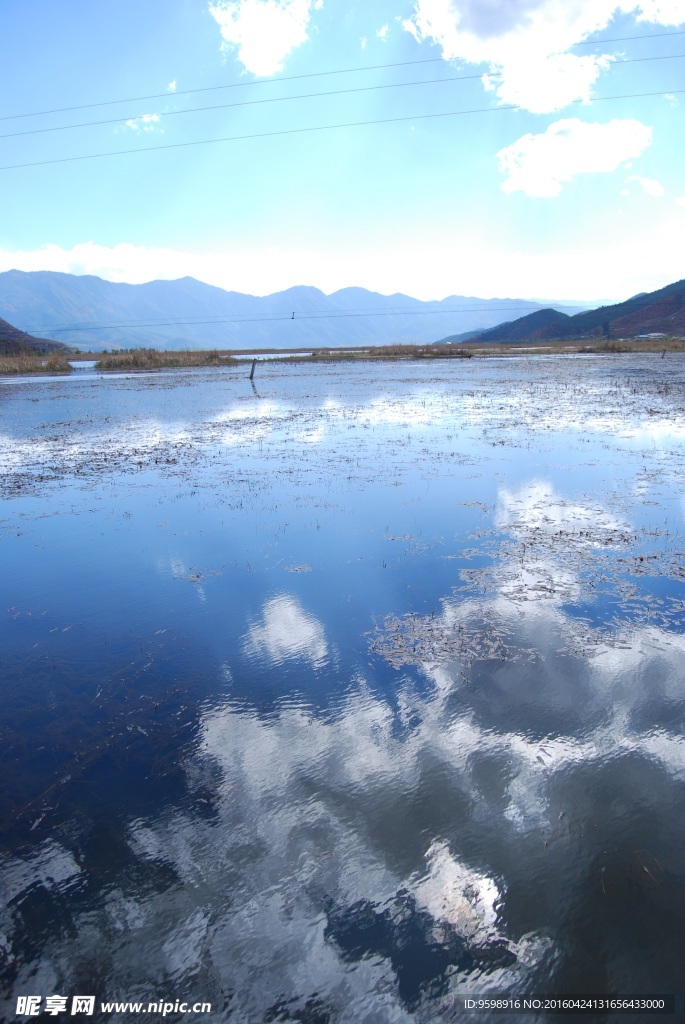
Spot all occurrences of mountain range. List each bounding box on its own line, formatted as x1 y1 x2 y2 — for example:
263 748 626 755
0 270 587 351
452 278 685 344
2 270 681 353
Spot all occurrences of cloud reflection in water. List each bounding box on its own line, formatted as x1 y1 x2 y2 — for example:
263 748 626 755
4 359 685 1018
244 593 329 669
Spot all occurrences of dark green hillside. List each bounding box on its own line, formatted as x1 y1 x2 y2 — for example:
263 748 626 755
539 278 685 340
0 315 67 355
465 307 571 343
465 278 685 343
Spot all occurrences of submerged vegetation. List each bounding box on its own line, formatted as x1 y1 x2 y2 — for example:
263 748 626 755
4 355 685 1013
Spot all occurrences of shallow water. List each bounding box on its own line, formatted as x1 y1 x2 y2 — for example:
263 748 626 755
2 356 685 1022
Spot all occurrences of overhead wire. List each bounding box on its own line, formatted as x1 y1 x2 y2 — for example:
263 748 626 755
2 87 683 172
22 303 566 336
5 25 680 340
2 52 683 141
2 27 685 123
1 71 500 140
0 58 451 123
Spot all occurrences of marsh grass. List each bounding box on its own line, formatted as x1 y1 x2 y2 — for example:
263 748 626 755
0 353 73 375
474 338 685 356
578 339 685 354
579 342 629 354
96 349 238 370
294 344 474 362
79 338 685 372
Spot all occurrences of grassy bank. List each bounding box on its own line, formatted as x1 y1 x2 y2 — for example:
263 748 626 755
0 353 73 375
575 339 685 354
92 344 476 370
304 344 474 361
272 339 685 360
67 338 685 373
95 348 238 370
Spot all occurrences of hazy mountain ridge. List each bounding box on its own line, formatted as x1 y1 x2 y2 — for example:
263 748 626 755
0 270 587 351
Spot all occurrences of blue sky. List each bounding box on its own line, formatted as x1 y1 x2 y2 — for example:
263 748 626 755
1 0 684 301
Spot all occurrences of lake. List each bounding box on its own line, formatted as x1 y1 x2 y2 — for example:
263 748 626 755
2 355 685 1022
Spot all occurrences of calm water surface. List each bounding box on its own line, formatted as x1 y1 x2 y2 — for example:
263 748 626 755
2 356 685 1022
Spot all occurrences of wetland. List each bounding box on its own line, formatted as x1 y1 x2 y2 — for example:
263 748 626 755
2 355 685 1022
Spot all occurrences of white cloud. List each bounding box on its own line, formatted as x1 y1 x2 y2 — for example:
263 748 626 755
0 242 202 285
168 80 177 91
635 0 685 22
376 23 389 41
403 0 685 113
1 210 683 303
360 35 367 49
624 174 665 197
124 113 161 133
482 52 612 115
497 118 652 197
208 0 320 75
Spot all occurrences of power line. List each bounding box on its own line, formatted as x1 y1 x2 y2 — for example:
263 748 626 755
3 52 683 141
0 72 498 140
0 58 450 123
572 28 685 45
23 303 563 335
0 102 514 170
2 27 684 124
2 87 682 172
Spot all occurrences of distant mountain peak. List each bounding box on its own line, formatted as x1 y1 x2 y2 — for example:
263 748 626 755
0 268 638 351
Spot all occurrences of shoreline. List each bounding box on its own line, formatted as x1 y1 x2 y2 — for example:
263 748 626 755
2 338 684 376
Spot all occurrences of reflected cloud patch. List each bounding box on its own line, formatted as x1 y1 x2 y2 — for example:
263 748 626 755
212 401 291 423
7 611 685 1017
244 594 328 668
412 840 499 941
0 419 191 482
495 480 628 538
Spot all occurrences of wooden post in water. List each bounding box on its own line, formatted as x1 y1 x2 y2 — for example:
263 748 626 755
249 358 257 380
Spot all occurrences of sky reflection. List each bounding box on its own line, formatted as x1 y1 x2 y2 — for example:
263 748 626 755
3 356 685 1019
